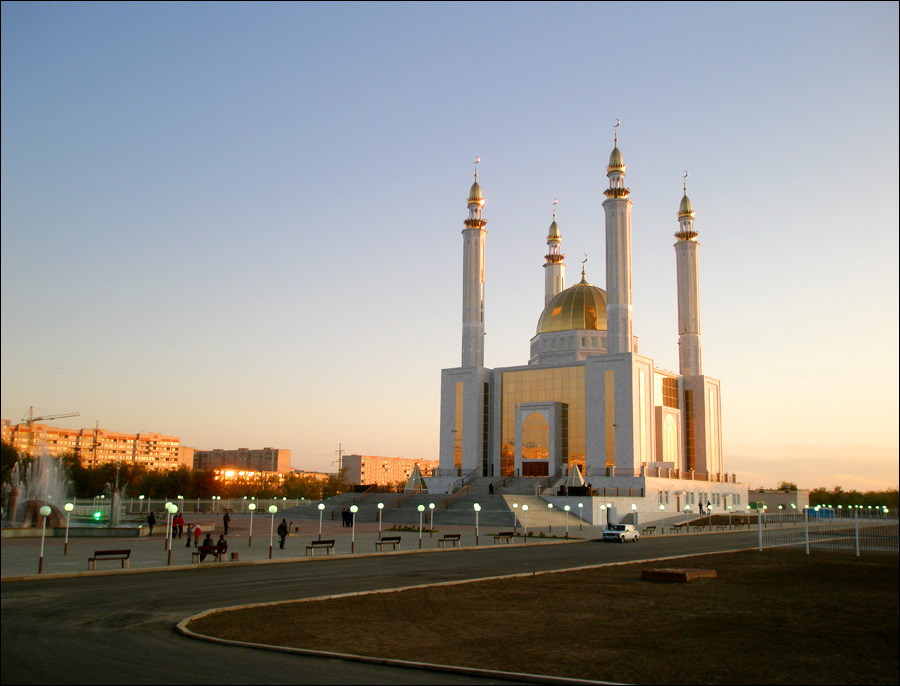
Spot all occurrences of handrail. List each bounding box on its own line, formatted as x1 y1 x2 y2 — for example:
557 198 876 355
440 484 470 510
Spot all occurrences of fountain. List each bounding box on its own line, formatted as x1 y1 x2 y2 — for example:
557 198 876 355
4 453 72 528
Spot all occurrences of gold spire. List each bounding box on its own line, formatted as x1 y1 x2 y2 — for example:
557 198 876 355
675 172 698 241
607 119 625 172
468 155 484 206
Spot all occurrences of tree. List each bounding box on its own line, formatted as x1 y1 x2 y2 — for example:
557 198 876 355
1 440 18 485
777 481 798 491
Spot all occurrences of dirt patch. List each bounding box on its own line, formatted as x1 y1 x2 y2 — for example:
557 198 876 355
188 549 899 684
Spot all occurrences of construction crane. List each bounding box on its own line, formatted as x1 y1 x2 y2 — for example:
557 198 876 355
18 407 80 457
22 406 80 426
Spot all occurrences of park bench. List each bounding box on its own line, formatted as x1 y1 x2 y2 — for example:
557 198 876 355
438 533 461 548
375 535 401 551
669 523 686 534
191 545 226 563
306 539 335 556
641 526 656 535
716 524 728 531
88 549 131 570
493 531 515 544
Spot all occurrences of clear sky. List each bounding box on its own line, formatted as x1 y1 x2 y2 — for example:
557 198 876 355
2 2 898 491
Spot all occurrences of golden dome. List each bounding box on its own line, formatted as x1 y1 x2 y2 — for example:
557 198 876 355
607 145 625 172
468 179 484 204
678 193 694 218
548 219 561 240
536 278 608 334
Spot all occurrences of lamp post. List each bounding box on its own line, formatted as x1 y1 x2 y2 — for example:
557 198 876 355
166 502 178 565
547 502 553 532
242 496 247 513
377 502 384 540
350 505 358 553
512 503 519 533
600 505 607 528
163 501 173 549
631 503 638 530
564 505 570 539
728 505 733 528
248 503 256 546
659 503 665 529
38 505 52 573
429 502 435 537
138 494 145 513
522 504 528 539
577 502 583 531
418 504 425 548
684 505 691 530
64 503 74 555
474 503 481 545
268 505 277 559
316 503 325 540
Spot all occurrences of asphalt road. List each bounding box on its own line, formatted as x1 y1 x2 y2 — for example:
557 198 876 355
1 531 759 684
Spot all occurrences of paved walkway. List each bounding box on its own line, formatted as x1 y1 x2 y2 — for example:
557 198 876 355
1 513 610 579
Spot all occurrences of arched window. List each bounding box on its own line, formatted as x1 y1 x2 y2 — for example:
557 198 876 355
522 412 549 461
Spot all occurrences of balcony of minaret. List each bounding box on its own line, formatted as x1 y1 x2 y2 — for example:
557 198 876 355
675 228 698 240
603 187 631 199
544 253 565 264
464 219 487 229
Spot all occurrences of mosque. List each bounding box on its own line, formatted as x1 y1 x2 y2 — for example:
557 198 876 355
431 133 748 520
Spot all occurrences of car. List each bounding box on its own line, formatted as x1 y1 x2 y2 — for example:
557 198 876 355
602 523 640 542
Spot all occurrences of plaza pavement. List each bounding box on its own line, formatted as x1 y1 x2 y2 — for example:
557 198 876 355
1 512 606 580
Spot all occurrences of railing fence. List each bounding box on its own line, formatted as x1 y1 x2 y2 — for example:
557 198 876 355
758 510 898 556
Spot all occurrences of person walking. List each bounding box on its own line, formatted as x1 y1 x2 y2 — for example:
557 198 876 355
174 512 184 538
147 511 156 535
223 511 231 536
277 519 288 549
193 524 202 547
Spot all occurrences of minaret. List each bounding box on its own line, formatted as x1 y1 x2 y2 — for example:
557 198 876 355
461 163 487 368
543 201 565 305
674 178 702 376
603 127 634 354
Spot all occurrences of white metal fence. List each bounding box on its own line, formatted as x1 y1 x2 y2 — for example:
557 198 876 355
758 510 898 556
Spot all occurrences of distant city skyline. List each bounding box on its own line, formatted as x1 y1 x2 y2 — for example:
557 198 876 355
2 2 897 491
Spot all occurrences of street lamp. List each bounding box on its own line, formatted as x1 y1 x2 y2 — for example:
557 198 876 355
138 494 145 513
728 504 733 528
429 502 435 537
521 504 529 539
242 496 247 513
631 503 638 529
684 505 691 530
268 505 278 558
317 502 326 540
418 504 425 548
350 505 358 553
165 502 178 565
38 505 52 573
577 502 583 531
512 503 519 533
547 502 553 532
64 503 74 555
600 505 607 528
377 502 384 540
248 503 256 546
659 503 665 529
564 505 570 539
474 503 481 545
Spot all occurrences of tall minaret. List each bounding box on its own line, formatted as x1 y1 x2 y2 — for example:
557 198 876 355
603 126 634 354
461 162 487 368
674 177 702 376
543 201 565 305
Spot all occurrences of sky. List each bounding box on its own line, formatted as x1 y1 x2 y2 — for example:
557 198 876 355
2 1 898 491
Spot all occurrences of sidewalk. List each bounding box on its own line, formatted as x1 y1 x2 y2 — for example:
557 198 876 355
1 514 598 580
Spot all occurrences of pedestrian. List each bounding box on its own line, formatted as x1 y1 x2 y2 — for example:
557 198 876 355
277 519 288 549
199 533 215 561
175 512 184 538
194 524 202 547
147 511 156 535
216 534 228 556
341 507 350 527
186 523 193 547
223 511 231 536
489 482 494 495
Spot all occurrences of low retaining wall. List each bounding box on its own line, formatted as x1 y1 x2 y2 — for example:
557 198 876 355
1 526 147 539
